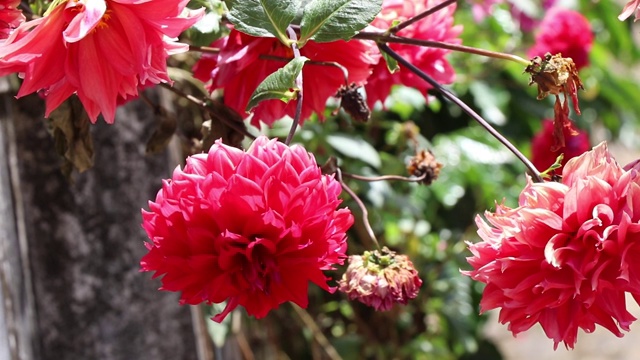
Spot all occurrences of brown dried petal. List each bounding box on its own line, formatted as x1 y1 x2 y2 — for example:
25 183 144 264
336 83 370 122
407 150 442 185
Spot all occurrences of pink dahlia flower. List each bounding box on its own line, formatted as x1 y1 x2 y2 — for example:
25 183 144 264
531 119 590 173
365 0 462 108
0 0 24 39
140 136 354 322
619 0 640 21
464 142 640 349
339 248 422 311
0 0 203 123
528 8 593 70
193 29 378 128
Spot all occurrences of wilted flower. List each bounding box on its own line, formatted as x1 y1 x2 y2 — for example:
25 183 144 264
464 142 640 349
619 0 640 21
365 0 462 108
407 149 442 185
528 8 593 70
339 247 422 310
531 119 590 174
141 136 353 322
335 83 370 122
0 0 203 123
193 29 378 128
525 53 584 150
0 0 24 39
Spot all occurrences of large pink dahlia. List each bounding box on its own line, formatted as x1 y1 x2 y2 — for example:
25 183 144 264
140 136 354 322
193 29 378 128
0 0 203 123
464 142 640 349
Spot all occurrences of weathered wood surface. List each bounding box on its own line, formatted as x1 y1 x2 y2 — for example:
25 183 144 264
0 89 199 360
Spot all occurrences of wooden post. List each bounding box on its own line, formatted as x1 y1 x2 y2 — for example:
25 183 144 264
0 85 200 360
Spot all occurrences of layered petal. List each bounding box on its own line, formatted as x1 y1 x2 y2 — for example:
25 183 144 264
141 136 353 322
464 142 640 349
193 29 378 128
0 0 203 123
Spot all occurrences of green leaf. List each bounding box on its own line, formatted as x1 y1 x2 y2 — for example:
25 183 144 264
226 0 300 43
326 134 381 168
379 47 399 73
299 0 383 43
245 56 309 112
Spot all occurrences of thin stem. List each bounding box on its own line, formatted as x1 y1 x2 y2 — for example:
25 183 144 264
356 32 530 65
336 168 381 249
341 172 428 183
158 83 256 140
291 305 343 360
188 45 221 54
285 27 303 146
389 0 457 34
377 43 543 182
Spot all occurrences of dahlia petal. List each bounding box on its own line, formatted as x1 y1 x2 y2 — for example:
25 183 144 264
63 0 107 42
141 136 352 321
0 0 200 122
465 141 640 348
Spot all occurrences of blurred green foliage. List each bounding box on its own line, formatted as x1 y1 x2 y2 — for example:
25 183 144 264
193 0 640 359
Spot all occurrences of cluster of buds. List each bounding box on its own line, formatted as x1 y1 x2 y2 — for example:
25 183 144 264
339 247 422 311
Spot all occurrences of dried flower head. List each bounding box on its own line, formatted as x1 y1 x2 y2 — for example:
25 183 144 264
339 247 422 311
525 53 584 151
407 150 442 185
336 84 370 122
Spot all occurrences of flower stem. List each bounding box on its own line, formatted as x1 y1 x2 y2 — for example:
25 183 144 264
388 0 457 34
336 168 381 250
341 172 428 183
377 44 543 182
285 27 303 146
158 83 255 141
188 45 220 54
356 32 530 66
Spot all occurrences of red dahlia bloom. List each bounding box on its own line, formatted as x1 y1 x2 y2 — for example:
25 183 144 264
0 0 203 123
193 29 378 128
531 119 590 173
0 0 24 39
464 142 640 349
528 8 593 70
339 248 422 311
365 0 462 108
140 136 354 322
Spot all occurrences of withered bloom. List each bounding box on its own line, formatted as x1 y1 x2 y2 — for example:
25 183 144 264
336 83 370 122
525 53 584 151
407 150 442 185
339 247 422 311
